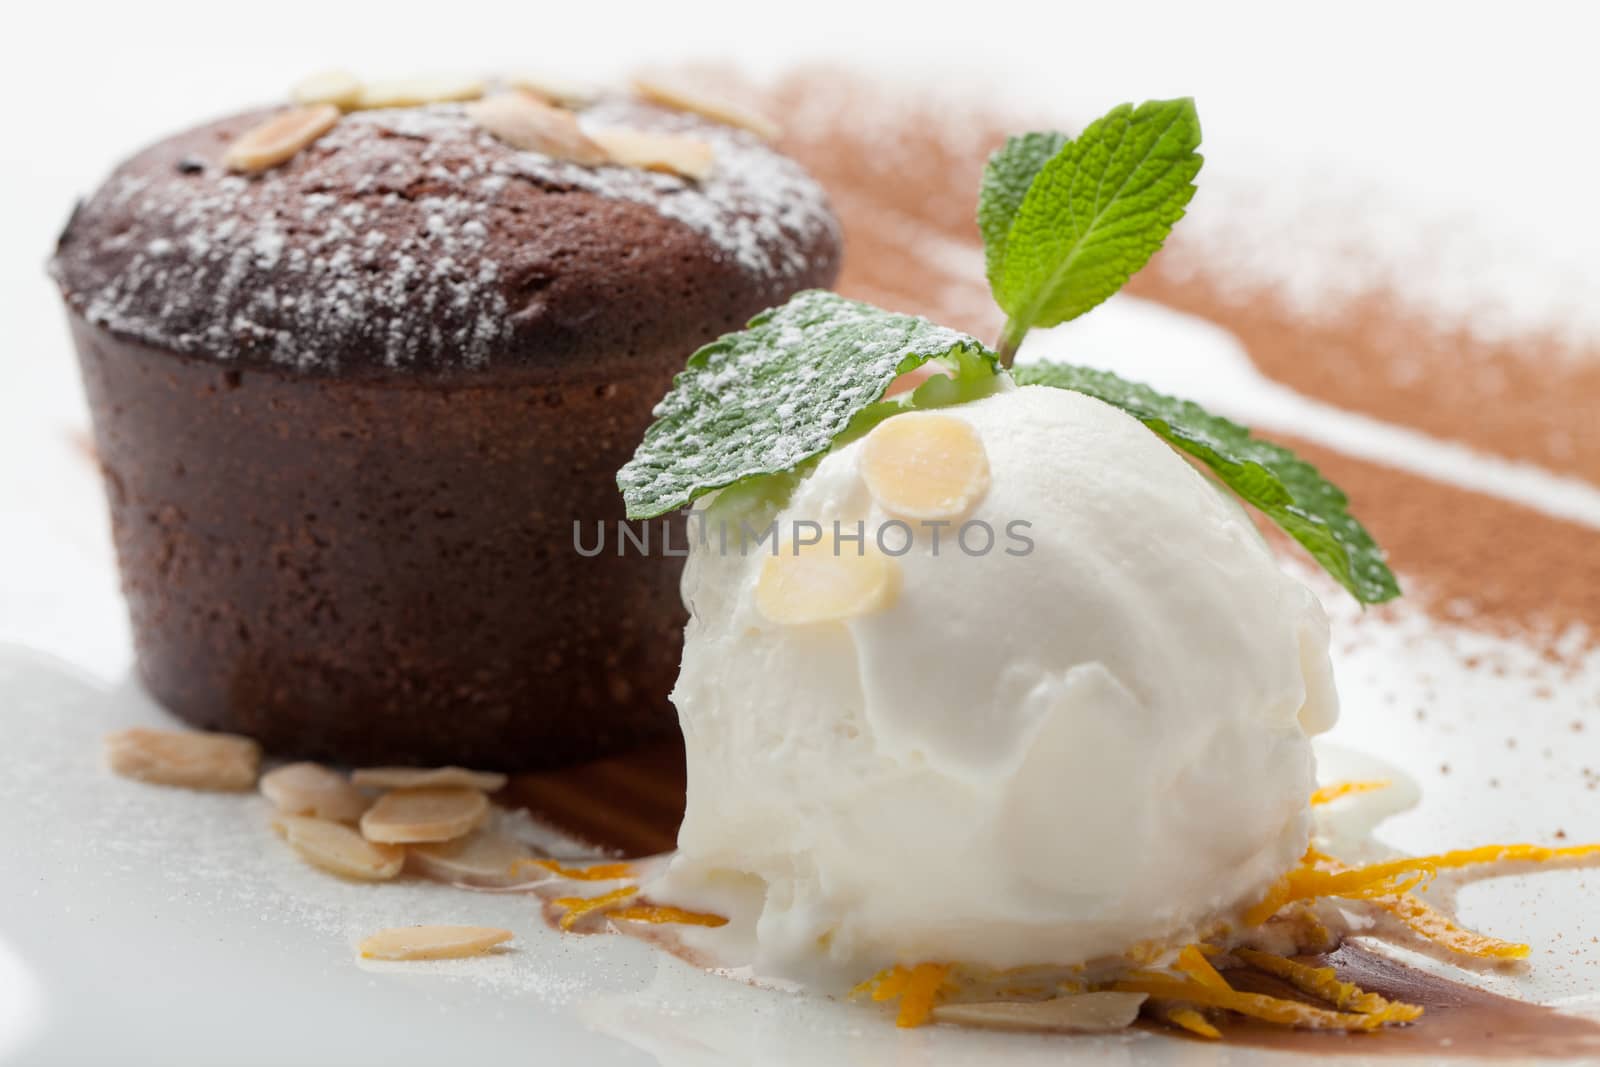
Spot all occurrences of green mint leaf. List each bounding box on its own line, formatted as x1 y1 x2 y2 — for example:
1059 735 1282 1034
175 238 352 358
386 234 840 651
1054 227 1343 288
994 99 1202 357
618 291 1000 520
979 131 1070 291
1014 362 1401 605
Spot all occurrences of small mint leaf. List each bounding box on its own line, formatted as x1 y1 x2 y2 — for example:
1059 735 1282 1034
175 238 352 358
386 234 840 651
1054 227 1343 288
979 131 1069 291
994 99 1202 356
618 291 1000 520
1014 362 1400 605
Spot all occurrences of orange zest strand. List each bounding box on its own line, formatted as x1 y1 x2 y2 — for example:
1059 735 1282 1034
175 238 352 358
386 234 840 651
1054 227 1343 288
521 858 635 881
895 963 952 1028
850 965 910 1002
1112 974 1422 1031
1165 1006 1222 1039
553 885 639 930
1234 948 1398 1015
1368 892 1530 960
1304 849 1530 960
1244 842 1600 925
605 904 729 928
1175 945 1231 991
1310 779 1392 806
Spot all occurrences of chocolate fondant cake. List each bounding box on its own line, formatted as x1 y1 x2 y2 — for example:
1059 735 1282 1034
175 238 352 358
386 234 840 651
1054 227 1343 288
50 81 842 768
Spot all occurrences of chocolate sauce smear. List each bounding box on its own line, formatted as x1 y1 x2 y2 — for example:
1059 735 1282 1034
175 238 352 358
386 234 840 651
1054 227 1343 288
503 741 685 856
1218 944 1600 1058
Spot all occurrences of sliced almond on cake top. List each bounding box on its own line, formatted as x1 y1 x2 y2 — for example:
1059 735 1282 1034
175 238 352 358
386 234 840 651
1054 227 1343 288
590 129 715 181
505 72 598 109
630 77 781 141
289 69 364 110
272 814 405 880
351 766 506 792
358 925 513 961
359 787 489 844
466 92 609 165
353 74 485 110
104 726 260 791
223 105 341 174
260 761 371 822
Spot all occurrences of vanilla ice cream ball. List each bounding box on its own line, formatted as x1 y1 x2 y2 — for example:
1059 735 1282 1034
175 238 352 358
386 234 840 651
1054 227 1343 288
654 383 1338 988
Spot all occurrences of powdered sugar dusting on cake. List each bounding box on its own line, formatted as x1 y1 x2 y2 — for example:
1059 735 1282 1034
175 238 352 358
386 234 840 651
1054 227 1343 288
52 98 839 373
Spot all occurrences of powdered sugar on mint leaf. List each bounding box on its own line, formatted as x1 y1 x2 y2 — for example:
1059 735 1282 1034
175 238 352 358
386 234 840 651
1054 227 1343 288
618 290 998 519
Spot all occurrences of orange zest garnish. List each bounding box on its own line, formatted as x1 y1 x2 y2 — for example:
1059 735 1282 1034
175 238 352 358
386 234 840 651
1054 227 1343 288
1310 779 1391 806
852 963 953 1026
895 963 952 1028
1247 842 1600 926
1368 891 1529 960
1291 850 1532 960
520 858 635 881
1234 948 1397 1014
552 885 639 930
1112 974 1422 1031
606 904 729 928
1175 945 1230 991
1165 1006 1222 1039
849 965 906 1001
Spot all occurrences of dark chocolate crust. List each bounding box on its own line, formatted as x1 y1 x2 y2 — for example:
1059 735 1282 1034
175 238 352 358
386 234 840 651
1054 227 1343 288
51 98 841 376
72 312 688 768
54 93 842 767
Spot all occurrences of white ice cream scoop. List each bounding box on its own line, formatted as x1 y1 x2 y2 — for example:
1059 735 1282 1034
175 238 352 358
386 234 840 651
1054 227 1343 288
652 383 1338 988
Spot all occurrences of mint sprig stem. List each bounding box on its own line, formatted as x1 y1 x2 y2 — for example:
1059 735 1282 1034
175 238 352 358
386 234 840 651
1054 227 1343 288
997 319 1029 368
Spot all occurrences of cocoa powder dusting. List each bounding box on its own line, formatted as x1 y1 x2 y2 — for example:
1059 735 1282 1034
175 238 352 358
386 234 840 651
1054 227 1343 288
749 68 1600 657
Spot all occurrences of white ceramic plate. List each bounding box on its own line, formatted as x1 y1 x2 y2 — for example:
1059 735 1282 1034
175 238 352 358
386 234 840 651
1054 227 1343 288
3 303 1599 1065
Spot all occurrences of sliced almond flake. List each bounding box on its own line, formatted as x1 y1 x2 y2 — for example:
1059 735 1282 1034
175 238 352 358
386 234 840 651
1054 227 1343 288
272 814 404 880
289 69 364 110
408 825 538 887
260 761 370 822
590 128 715 181
465 92 608 165
630 77 781 141
755 542 897 625
861 412 991 522
933 992 1148 1033
223 104 341 174
350 765 506 792
359 787 489 844
353 74 486 110
505 72 598 108
104 727 260 791
359 925 513 961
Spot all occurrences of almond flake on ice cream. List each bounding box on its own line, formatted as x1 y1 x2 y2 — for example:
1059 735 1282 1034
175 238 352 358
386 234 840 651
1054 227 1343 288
860 411 991 521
